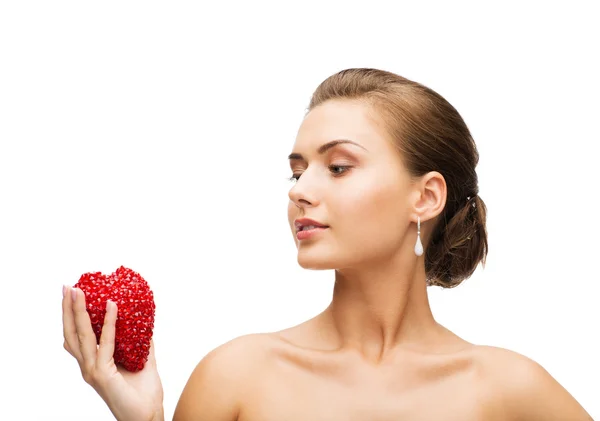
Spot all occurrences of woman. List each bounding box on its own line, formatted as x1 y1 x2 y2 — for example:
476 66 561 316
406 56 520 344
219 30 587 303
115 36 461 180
61 68 592 420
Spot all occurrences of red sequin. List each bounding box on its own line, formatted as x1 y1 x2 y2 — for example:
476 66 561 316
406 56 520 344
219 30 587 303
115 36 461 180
73 266 155 372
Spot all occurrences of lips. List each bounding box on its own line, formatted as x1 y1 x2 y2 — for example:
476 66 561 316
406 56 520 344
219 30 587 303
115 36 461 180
294 218 329 232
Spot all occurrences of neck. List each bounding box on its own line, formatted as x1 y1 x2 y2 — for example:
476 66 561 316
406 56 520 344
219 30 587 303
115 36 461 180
320 252 449 363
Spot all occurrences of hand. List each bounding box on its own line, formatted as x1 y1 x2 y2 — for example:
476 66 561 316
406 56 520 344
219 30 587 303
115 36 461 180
62 285 164 421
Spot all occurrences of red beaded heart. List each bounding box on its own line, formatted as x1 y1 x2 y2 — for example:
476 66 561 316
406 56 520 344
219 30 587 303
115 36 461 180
73 266 155 372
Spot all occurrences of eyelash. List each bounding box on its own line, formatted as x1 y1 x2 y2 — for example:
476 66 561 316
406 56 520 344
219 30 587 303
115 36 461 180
288 165 352 182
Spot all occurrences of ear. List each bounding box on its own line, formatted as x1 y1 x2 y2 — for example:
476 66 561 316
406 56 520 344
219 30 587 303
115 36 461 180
412 171 447 223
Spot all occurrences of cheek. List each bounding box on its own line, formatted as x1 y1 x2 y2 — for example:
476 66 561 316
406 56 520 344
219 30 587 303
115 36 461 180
332 179 405 245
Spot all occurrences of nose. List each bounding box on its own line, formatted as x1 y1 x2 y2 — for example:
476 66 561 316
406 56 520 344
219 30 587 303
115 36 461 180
288 170 320 209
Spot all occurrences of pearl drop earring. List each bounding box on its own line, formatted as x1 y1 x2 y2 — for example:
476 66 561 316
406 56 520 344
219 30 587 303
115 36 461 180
414 216 423 257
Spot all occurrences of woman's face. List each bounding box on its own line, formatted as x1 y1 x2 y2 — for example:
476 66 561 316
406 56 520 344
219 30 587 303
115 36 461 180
287 100 415 270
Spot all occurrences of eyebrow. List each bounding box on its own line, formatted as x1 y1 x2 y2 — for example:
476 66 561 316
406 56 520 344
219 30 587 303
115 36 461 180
288 139 367 161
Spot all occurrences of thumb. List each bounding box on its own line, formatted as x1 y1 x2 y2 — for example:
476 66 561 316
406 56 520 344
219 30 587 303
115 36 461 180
145 339 158 369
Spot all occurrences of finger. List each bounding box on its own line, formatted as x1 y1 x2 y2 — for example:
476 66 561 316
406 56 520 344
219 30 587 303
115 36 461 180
72 287 98 368
148 339 157 366
62 285 83 362
98 300 117 364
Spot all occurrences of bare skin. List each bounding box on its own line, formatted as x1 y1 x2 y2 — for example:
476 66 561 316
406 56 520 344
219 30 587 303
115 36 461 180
62 99 592 420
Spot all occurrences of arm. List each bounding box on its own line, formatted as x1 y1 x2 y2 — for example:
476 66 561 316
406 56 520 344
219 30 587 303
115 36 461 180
172 335 262 421
492 350 593 420
513 360 592 420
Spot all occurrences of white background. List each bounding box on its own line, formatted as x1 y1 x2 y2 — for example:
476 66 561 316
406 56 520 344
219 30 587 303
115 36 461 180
1 1 598 419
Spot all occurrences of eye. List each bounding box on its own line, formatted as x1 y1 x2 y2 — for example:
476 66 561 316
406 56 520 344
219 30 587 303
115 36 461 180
288 165 351 183
329 165 351 176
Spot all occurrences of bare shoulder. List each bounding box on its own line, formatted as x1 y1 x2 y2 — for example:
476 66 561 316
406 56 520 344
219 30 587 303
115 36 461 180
173 333 279 421
472 345 593 420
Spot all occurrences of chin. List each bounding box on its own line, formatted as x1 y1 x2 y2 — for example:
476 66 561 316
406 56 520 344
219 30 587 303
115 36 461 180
297 259 334 270
296 247 348 270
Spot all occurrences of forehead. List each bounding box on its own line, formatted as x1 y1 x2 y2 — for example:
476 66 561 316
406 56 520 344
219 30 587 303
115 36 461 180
293 100 394 154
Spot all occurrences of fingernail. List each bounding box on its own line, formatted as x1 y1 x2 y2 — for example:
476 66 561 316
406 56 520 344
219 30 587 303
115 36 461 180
107 300 117 315
62 285 66 298
71 287 77 302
